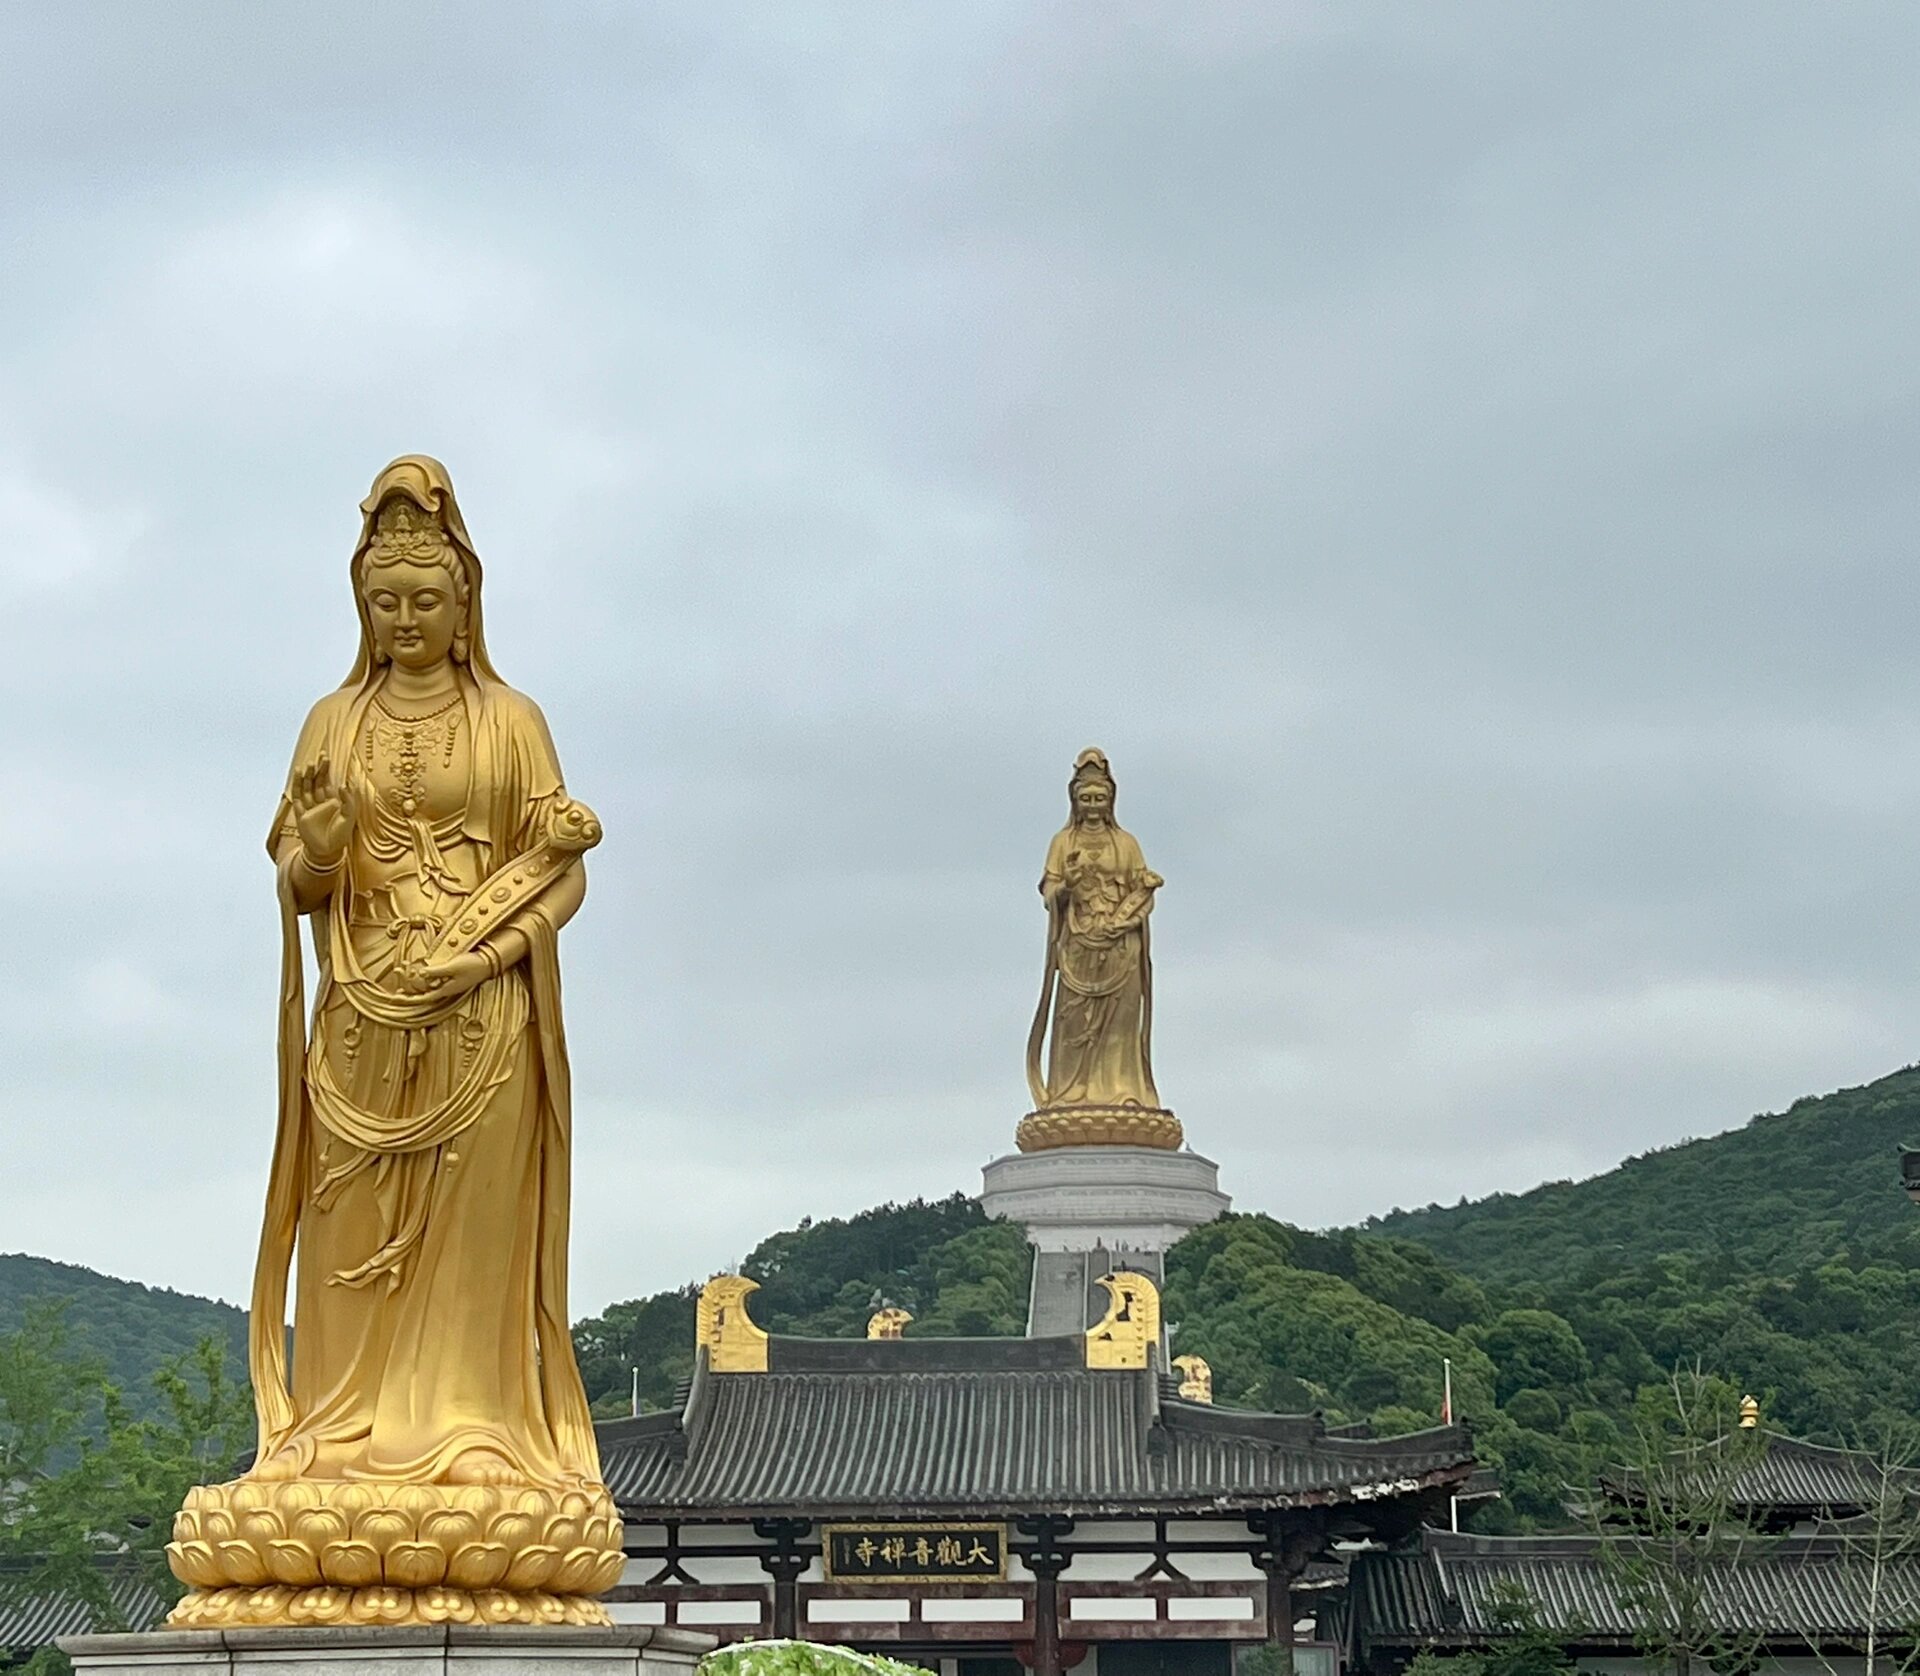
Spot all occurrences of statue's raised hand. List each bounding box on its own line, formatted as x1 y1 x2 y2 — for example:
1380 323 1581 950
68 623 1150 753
291 752 359 871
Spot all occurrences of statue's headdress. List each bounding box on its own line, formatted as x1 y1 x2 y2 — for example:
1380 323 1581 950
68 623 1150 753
364 495 457 567
341 454 502 687
1069 747 1116 800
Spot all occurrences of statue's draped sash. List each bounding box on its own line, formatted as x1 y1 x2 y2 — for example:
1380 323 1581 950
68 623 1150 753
248 676 599 1484
1033 822 1160 1109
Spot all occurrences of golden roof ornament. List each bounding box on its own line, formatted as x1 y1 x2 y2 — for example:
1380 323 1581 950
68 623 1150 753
1085 1270 1162 1370
1172 1354 1213 1404
1739 1394 1761 1429
867 1307 913 1340
698 1274 770 1374
1020 749 1183 1152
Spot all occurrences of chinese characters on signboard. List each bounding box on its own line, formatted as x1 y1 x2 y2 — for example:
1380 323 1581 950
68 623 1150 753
822 1522 1007 1583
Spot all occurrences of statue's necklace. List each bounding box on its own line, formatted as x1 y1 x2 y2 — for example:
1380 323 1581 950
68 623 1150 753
375 688 461 723
367 692 462 817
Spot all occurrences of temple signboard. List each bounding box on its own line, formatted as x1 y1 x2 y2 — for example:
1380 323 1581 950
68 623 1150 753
822 1521 1007 1583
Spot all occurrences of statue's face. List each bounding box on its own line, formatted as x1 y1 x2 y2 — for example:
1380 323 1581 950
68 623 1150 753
362 559 461 671
1074 782 1113 825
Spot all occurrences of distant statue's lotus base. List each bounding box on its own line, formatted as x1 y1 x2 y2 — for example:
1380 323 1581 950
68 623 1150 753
1017 1104 1182 1152
167 1478 625 1627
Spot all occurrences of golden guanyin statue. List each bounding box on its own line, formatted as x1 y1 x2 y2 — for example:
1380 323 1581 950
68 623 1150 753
1020 749 1182 1151
166 457 625 1629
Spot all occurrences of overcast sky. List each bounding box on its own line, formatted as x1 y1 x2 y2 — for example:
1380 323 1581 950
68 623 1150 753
2 6 1917 1317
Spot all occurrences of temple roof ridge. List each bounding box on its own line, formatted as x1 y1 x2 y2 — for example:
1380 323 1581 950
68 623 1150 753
593 1352 1475 1519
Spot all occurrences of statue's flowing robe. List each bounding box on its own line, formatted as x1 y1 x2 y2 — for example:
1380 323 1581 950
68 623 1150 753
1038 822 1161 1109
248 674 600 1486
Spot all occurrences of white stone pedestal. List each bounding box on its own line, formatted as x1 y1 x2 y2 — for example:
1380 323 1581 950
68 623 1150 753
62 1625 714 1676
981 1144 1229 1252
981 1145 1230 1336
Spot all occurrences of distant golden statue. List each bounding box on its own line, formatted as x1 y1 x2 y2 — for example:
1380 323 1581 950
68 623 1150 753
1020 750 1182 1151
166 458 624 1629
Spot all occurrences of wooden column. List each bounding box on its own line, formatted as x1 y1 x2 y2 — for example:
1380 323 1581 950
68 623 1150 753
1264 1564 1295 1676
1031 1553 1065 1676
1017 1514 1074 1676
1254 1516 1320 1676
754 1517 811 1640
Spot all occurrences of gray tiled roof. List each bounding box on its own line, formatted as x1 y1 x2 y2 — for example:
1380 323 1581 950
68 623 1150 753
0 1565 168 1654
597 1337 1475 1520
1696 1433 1919 1512
1586 1433 1920 1530
1353 1528 1920 1646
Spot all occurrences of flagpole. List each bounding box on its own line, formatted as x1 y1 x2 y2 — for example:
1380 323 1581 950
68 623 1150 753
631 1365 640 1419
1443 1357 1458 1532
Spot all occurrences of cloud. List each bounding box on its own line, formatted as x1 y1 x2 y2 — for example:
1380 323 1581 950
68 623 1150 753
0 465 143 598
0 5 1916 1314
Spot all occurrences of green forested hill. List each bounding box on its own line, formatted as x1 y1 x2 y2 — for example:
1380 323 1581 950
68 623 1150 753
573 1194 1035 1413
0 1252 248 1415
569 1067 1920 1529
1345 1063 1920 1491
1165 1061 1920 1526
1374 1064 1920 1285
18 1064 1920 1533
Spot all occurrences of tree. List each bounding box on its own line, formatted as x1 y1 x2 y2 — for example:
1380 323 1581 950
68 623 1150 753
573 1285 700 1415
0 1303 252 1676
1586 1365 1771 1676
1162 1213 1495 1421
1805 1420 1920 1676
1471 1310 1589 1407
571 1198 1037 1413
912 1223 1031 1337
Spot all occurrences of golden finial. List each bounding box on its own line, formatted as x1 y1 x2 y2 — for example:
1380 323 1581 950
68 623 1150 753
867 1307 913 1340
697 1274 769 1373
1172 1354 1213 1403
1738 1394 1760 1429
1085 1270 1162 1370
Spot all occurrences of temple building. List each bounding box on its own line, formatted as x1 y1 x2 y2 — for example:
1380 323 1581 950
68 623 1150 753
588 1295 1920 1676
20 1425 1918 1675
1346 1525 1920 1674
1340 1435 1920 1674
0 1569 165 1670
594 1271 1475 1676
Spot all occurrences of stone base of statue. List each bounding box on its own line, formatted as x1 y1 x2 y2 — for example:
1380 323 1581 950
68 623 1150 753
983 1142 1229 1251
983 1143 1231 1336
1016 1103 1183 1152
63 1625 712 1676
164 1478 628 1629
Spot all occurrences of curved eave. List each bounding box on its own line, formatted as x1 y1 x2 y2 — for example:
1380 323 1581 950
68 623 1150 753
597 1373 1475 1523
611 1461 1476 1523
